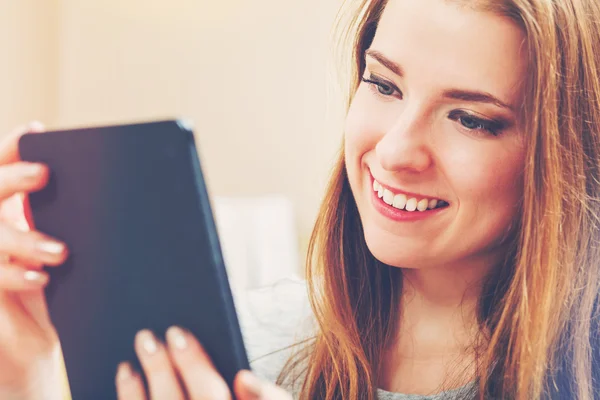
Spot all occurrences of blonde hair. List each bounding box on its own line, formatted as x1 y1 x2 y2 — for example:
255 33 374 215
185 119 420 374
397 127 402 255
279 1 600 399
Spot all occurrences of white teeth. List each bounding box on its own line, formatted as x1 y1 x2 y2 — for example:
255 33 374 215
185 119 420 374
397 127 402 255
383 189 394 205
373 179 446 212
405 198 418 212
392 194 407 210
417 198 429 212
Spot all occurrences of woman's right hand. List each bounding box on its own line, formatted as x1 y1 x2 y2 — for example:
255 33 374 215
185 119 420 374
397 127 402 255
0 123 69 399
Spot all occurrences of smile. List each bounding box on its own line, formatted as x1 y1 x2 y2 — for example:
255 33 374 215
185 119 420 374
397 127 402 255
369 174 451 222
373 180 449 212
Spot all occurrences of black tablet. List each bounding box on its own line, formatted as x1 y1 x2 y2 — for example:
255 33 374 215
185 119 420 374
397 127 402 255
19 120 249 399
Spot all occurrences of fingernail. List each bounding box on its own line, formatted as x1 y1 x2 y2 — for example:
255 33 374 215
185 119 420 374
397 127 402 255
37 241 65 255
240 370 263 398
116 362 132 382
24 270 46 283
138 330 158 355
166 326 188 350
27 121 45 133
22 164 43 178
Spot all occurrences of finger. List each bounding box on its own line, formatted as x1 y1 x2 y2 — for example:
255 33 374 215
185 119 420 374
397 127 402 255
6 184 38 232
135 330 185 400
22 192 34 231
166 326 231 400
6 256 44 270
0 163 50 233
0 193 31 231
0 224 67 266
0 263 49 291
0 162 49 201
234 370 293 400
116 362 147 400
0 121 45 165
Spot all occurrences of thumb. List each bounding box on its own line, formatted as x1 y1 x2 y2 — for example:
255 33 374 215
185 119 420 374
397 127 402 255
234 370 293 400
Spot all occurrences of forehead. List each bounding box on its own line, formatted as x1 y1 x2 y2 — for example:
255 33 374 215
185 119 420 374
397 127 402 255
371 0 527 103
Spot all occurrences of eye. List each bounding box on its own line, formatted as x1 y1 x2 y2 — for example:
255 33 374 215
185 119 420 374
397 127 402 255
361 74 402 99
448 110 506 137
460 116 484 130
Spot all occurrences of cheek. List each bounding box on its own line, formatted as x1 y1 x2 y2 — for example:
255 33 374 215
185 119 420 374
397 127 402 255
447 140 525 232
345 95 372 152
459 148 522 198
344 91 386 167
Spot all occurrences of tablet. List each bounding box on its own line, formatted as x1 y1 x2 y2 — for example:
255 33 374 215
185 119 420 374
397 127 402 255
19 120 249 399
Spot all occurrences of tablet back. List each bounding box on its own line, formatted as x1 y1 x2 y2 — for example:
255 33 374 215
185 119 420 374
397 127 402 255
19 120 249 399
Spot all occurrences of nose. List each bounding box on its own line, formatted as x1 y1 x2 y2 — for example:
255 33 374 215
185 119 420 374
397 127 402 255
375 105 433 173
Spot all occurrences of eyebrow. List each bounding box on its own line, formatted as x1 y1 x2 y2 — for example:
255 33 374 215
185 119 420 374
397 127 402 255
442 89 514 111
365 49 405 77
364 49 515 112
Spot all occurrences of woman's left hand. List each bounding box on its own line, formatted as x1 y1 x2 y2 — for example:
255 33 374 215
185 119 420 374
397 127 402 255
115 327 293 400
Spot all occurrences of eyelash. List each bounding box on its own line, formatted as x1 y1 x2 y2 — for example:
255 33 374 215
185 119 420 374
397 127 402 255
361 73 506 137
361 74 402 99
447 110 505 137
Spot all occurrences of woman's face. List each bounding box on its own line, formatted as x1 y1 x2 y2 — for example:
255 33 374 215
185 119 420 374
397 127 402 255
345 0 527 270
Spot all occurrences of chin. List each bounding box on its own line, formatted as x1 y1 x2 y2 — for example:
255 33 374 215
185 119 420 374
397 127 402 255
362 223 431 269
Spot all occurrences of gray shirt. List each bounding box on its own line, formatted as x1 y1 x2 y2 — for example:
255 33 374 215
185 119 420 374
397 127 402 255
377 384 477 400
233 279 476 400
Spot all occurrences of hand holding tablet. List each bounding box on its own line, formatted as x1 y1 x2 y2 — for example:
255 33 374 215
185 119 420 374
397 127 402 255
19 120 252 399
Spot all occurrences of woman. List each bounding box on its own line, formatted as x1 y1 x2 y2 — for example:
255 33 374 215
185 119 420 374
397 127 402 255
0 0 598 399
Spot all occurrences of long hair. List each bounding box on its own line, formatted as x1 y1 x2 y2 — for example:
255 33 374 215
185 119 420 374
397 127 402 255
279 1 600 399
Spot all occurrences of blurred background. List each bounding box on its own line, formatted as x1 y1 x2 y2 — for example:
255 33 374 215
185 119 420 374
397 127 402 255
0 0 348 287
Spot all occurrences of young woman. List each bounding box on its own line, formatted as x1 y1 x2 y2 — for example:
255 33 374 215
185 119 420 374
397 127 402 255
0 0 598 399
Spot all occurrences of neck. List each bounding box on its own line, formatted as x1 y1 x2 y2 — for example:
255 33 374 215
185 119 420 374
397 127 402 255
394 253 498 356
401 259 490 312
378 258 495 393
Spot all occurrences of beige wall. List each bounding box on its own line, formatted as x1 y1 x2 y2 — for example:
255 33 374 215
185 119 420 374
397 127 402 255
0 0 59 134
2 0 347 264
55 0 346 259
